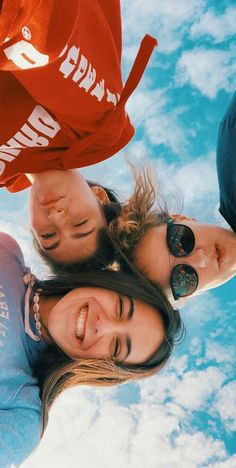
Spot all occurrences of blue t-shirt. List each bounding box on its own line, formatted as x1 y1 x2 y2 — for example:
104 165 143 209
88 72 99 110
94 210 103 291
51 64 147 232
0 232 47 467
217 92 236 232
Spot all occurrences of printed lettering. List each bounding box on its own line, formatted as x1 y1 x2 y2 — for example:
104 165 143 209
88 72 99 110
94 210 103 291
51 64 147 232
59 45 118 105
0 161 6 176
106 89 118 106
0 287 9 346
72 55 88 83
14 125 49 147
0 152 15 162
4 40 49 69
0 322 7 337
28 105 60 138
90 79 105 102
0 138 22 157
0 106 61 176
59 46 80 78
79 64 96 92
0 308 9 320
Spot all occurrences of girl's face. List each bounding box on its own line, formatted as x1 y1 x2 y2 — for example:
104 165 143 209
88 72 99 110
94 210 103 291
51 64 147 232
46 287 164 365
135 219 236 300
29 170 108 263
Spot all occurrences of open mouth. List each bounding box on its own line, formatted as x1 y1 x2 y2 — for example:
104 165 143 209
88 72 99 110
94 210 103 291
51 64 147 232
75 304 88 342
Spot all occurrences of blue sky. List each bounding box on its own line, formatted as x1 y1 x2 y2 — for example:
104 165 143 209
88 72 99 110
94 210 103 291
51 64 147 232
2 1 235 467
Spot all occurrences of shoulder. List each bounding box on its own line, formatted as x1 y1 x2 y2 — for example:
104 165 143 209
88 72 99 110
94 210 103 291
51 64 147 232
0 232 25 267
217 93 236 232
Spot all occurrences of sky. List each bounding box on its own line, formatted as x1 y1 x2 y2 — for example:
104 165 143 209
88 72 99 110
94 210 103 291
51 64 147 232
2 0 235 467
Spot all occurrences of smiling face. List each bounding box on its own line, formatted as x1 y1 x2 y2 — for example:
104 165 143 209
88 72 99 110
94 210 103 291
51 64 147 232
135 219 236 300
45 287 164 365
29 170 109 263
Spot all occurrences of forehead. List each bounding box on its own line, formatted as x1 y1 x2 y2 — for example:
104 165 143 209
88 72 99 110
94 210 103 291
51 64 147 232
136 224 167 256
133 224 172 292
41 228 101 263
125 299 165 365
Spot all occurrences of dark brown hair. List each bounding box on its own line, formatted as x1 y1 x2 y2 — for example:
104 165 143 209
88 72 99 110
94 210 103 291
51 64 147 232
32 269 184 433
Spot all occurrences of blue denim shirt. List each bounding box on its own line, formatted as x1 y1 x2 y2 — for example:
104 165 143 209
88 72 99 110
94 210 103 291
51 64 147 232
0 232 47 467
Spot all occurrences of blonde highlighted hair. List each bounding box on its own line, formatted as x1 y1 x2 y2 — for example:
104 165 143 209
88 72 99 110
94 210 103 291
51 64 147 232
40 354 162 431
109 163 170 258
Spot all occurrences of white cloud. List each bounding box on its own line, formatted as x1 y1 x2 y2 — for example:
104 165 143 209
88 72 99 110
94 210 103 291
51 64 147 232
190 7 236 43
171 367 225 411
189 337 203 356
122 0 206 56
126 88 189 155
175 48 236 98
214 381 236 431
209 456 236 468
179 291 222 327
153 151 219 219
81 148 220 225
205 341 235 365
22 371 231 468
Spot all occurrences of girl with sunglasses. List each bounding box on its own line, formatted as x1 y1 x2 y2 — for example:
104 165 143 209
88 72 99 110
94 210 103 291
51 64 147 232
119 92 236 302
127 92 236 301
0 231 183 467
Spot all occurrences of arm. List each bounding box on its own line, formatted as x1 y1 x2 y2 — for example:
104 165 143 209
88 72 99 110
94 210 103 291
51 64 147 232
216 92 236 232
0 407 41 467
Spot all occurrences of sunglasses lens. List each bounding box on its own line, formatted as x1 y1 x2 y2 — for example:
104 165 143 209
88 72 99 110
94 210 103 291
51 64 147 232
171 264 198 300
168 224 195 257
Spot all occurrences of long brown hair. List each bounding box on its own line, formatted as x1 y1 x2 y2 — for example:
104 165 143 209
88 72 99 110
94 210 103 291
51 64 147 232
33 270 184 433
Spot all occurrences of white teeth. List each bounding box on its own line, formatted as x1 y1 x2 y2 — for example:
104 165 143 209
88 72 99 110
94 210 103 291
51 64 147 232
75 306 88 340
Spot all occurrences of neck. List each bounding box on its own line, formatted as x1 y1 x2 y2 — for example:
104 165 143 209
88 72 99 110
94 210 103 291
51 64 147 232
30 293 61 343
25 173 36 183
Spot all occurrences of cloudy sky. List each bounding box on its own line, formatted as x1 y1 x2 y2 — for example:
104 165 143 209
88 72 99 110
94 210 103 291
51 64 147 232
2 0 235 467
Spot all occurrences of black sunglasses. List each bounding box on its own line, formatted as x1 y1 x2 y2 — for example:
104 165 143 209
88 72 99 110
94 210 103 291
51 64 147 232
167 219 199 300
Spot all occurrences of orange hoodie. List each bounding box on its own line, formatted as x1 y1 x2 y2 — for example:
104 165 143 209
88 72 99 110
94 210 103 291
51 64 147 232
0 0 157 192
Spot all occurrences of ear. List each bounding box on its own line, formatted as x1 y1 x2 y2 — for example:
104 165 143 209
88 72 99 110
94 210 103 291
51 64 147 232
91 185 110 205
170 213 197 222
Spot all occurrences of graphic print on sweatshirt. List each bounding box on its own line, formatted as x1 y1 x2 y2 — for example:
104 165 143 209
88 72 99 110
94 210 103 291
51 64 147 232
0 105 61 176
0 284 10 348
4 36 120 107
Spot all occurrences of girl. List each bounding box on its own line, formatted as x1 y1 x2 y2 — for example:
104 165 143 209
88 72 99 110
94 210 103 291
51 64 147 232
0 1 157 191
0 231 183 467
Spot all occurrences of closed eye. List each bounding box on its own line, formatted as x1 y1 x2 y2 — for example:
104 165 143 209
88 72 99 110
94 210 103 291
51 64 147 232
113 337 121 359
73 220 88 228
41 232 56 239
119 295 124 318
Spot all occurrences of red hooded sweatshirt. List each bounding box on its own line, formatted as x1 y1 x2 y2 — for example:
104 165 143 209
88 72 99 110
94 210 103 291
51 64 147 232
0 0 157 192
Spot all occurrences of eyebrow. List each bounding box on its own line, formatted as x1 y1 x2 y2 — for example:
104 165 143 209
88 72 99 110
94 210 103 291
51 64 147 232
43 241 60 251
121 297 134 362
127 297 134 320
71 227 96 239
42 227 96 251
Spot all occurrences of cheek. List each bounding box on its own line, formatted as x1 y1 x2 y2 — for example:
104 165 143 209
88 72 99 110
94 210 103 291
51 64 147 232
29 204 45 230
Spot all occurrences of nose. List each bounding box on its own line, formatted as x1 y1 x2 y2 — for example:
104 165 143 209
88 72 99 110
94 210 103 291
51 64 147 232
95 314 124 337
45 200 67 221
180 248 208 269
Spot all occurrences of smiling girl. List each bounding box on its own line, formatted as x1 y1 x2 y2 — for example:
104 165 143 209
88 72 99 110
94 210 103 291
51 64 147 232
0 231 183 467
